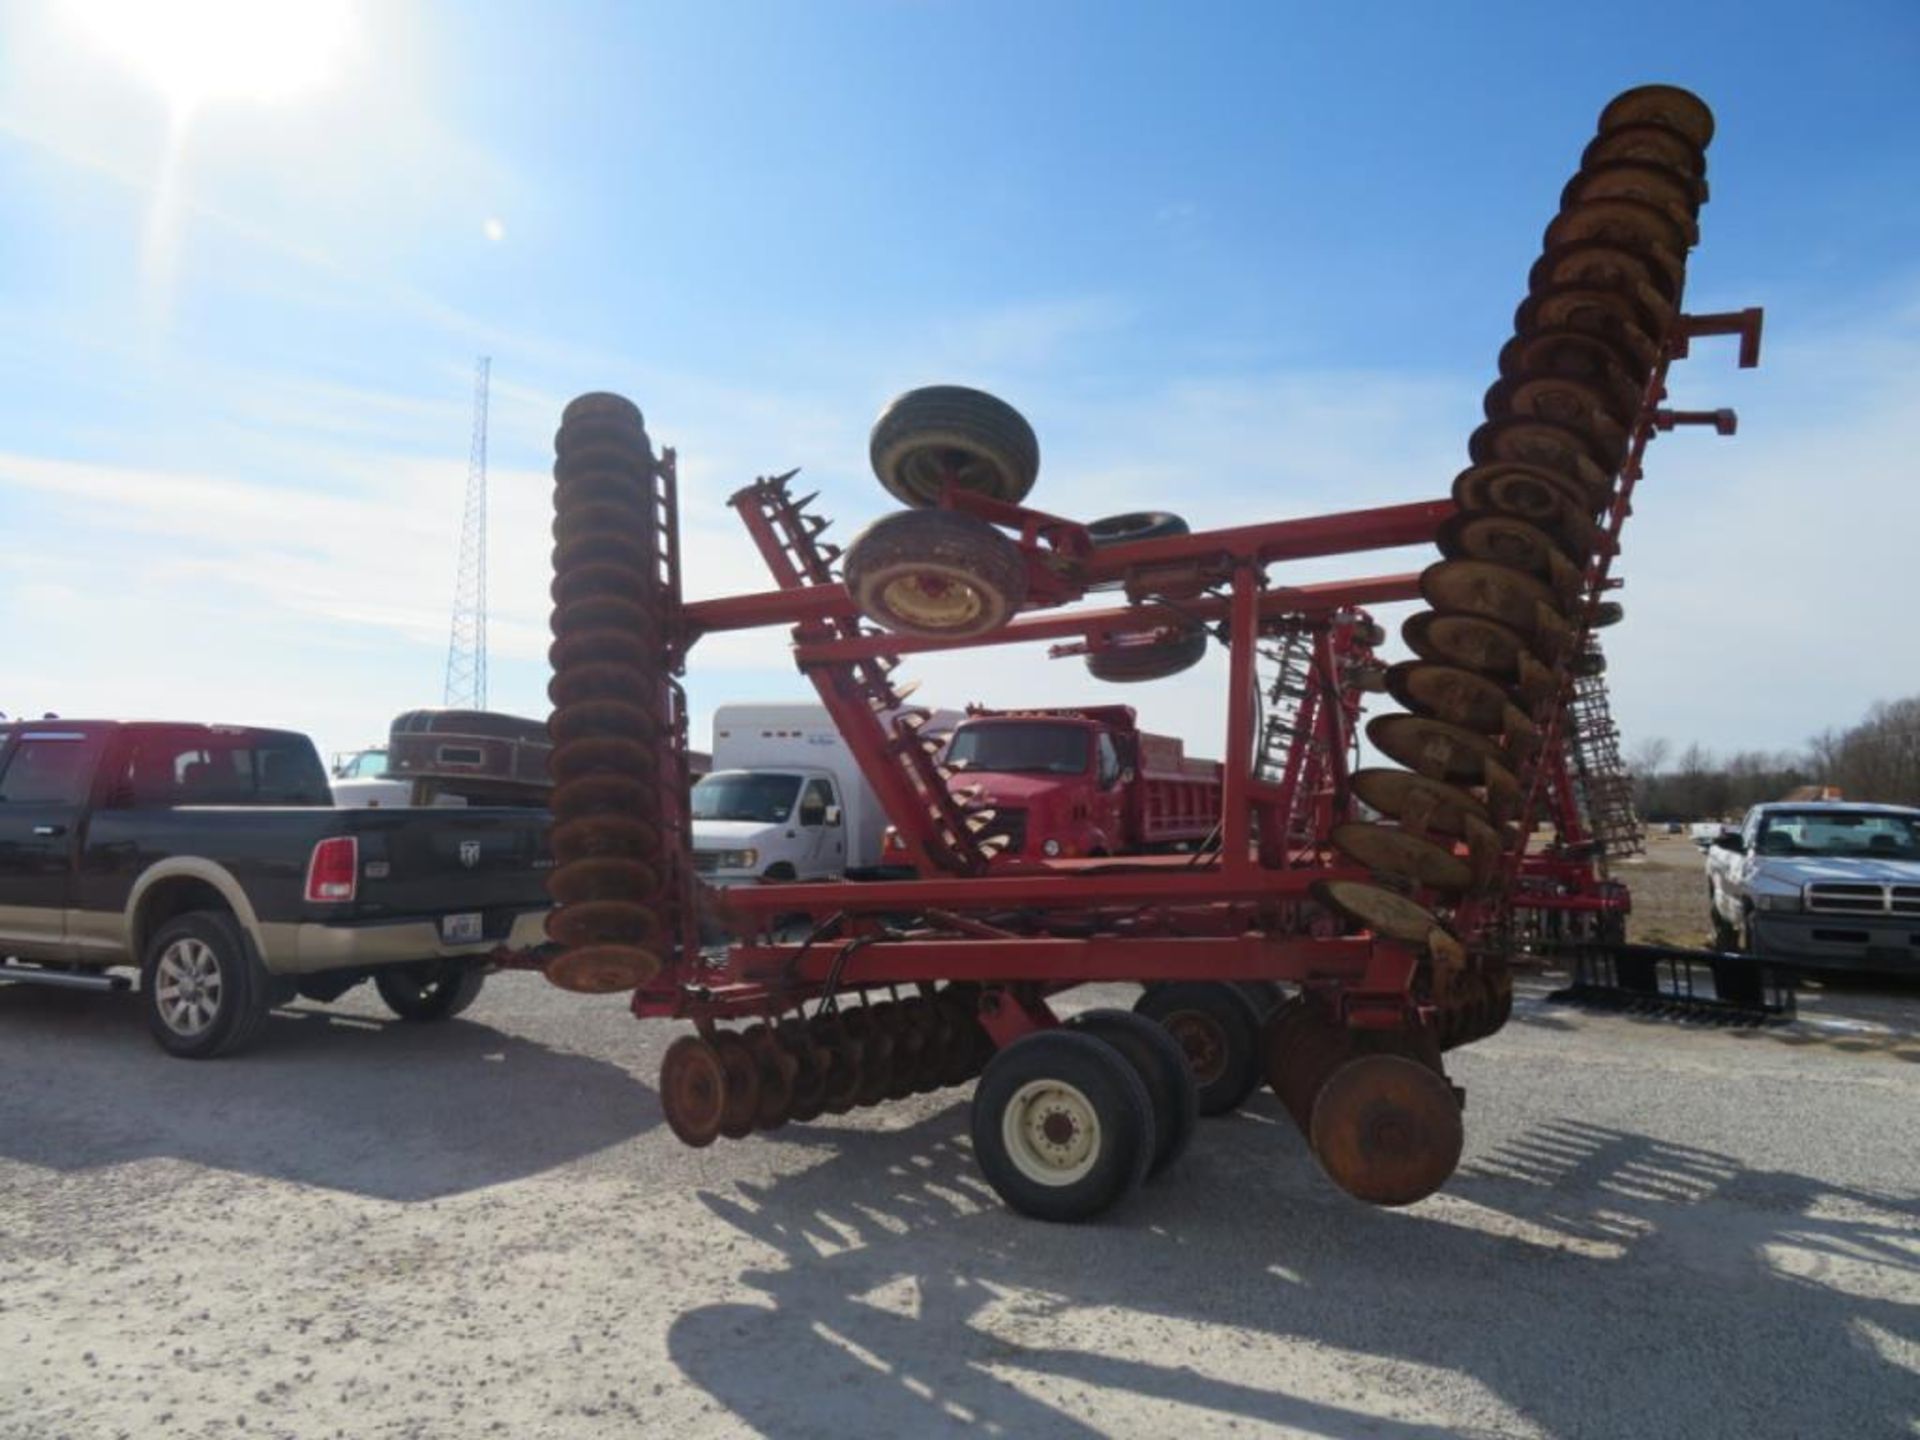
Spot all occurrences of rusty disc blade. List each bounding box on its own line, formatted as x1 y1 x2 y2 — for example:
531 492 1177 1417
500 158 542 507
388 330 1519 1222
1518 290 1664 381
780 1022 830 1122
1309 1053 1465 1207
659 1035 727 1148
1331 821 1473 893
1564 159 1701 218
744 1024 798 1132
1500 328 1650 415
1530 237 1686 313
1265 999 1355 1133
1386 661 1523 734
544 943 660 994
712 1032 761 1140
1312 878 1443 945
1403 611 1525 683
1597 83 1715 149
1581 123 1707 186
1420 560 1568 634
843 1006 896 1107
1438 514 1560 579
1451 465 1603 551
809 1016 863 1115
1368 713 1509 786
1350 767 1490 837
1486 369 1638 436
1467 420 1614 502
1544 197 1692 264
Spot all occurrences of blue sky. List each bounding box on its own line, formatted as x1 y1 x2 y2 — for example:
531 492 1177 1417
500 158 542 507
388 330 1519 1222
1 0 1916 770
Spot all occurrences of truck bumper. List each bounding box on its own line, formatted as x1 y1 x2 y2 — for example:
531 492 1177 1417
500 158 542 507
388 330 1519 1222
1749 912 1920 976
258 908 551 975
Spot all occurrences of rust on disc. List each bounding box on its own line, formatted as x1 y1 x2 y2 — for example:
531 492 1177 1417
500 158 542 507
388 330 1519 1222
1331 821 1473 893
744 1024 799 1132
1350 767 1490 838
1309 1053 1465 1207
1367 712 1508 785
1487 369 1638 437
1451 466 1603 553
712 1032 762 1140
1439 514 1561 578
1500 328 1650 415
1597 84 1715 150
1581 124 1707 186
1530 238 1685 312
1265 999 1355 1133
1519 290 1664 379
547 856 665 906
1386 661 1530 738
1544 197 1692 265
543 943 660 994
780 1022 830 1122
545 899 662 950
1563 163 1700 229
1467 420 1614 502
808 1015 864 1115
1420 560 1567 634
659 1035 727 1148
1312 878 1443 945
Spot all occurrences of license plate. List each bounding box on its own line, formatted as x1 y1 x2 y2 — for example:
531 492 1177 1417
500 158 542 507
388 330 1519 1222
441 912 484 944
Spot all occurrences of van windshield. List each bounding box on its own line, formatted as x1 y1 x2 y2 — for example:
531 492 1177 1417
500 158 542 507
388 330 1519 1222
1755 810 1920 860
691 772 802 823
947 723 1089 776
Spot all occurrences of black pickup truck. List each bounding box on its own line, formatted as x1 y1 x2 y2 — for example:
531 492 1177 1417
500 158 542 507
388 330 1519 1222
0 720 551 1057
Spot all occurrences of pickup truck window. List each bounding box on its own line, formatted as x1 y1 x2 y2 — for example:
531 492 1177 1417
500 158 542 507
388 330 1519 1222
1755 810 1920 860
947 723 1090 776
114 732 332 807
0 734 101 804
691 772 802 824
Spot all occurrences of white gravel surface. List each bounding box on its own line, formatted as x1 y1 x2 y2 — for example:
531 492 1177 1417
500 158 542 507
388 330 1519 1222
2 972 1917 1439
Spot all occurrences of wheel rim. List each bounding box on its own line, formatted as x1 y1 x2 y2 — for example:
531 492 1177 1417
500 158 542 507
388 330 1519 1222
1001 1078 1101 1186
877 570 986 631
154 938 224 1037
1163 1010 1228 1085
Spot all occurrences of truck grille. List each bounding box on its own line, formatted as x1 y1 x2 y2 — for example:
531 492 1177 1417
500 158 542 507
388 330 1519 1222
691 850 720 874
986 808 1027 856
1805 882 1920 915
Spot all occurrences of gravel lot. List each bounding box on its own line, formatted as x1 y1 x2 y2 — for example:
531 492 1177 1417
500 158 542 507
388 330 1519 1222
4 853 1917 1439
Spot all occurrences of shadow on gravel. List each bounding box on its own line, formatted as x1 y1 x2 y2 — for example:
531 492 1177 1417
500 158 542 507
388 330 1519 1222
0 986 659 1201
667 1101 1919 1439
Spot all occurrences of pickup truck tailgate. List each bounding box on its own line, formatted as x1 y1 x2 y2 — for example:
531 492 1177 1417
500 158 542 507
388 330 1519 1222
347 809 551 927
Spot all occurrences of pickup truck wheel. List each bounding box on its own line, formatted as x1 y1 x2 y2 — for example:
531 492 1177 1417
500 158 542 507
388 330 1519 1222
844 509 1028 638
374 961 486 1023
870 385 1039 507
1709 892 1740 951
141 911 273 1059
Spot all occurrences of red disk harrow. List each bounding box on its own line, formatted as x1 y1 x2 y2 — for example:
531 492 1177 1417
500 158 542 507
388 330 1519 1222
524 84 1763 1221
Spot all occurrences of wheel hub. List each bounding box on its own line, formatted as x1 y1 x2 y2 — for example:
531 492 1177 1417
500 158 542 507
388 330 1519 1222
1003 1079 1100 1185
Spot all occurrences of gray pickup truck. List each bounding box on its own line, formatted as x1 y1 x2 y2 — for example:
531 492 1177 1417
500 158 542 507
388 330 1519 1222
0 720 552 1057
1705 800 1920 976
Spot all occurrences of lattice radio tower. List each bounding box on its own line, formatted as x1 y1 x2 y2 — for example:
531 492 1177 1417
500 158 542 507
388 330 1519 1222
443 356 491 709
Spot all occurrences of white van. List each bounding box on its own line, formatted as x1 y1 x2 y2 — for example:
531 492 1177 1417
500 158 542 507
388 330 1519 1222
690 703 955 885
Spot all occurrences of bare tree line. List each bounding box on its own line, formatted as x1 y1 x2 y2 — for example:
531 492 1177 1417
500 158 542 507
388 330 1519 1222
1629 695 1920 820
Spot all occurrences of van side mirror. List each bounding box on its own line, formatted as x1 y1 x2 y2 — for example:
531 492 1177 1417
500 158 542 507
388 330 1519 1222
1712 833 1745 854
824 804 842 827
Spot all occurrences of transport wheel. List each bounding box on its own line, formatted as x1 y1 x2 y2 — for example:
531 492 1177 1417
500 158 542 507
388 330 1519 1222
1309 1054 1463 1207
373 961 486 1022
1134 982 1263 1117
1087 511 1189 545
843 509 1028 638
971 1030 1154 1223
660 1035 727 1148
1066 1009 1199 1178
141 911 275 1059
1085 626 1209 684
711 1032 762 1140
869 385 1039 507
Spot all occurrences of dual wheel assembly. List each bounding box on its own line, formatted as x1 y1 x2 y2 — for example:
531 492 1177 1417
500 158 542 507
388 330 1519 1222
843 385 1209 684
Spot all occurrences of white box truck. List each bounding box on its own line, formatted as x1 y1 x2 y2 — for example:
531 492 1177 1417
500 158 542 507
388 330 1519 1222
690 703 955 885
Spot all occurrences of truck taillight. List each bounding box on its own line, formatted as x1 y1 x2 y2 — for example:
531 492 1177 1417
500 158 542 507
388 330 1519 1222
305 836 359 903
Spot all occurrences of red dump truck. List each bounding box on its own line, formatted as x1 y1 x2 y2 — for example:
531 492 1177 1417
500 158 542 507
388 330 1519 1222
934 705 1222 862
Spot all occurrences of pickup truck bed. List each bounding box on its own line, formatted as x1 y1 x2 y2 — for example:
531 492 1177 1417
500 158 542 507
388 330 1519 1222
0 720 551 1056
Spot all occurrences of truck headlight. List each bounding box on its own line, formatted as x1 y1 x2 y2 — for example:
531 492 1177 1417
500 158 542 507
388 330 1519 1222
721 848 758 870
1753 891 1801 912
1041 838 1062 857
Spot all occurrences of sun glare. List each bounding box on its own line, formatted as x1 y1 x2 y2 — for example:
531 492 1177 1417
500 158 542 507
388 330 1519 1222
65 0 354 114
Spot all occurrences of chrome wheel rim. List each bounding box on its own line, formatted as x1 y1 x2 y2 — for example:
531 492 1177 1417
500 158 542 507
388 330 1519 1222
154 938 223 1037
1002 1078 1100 1186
